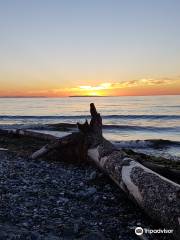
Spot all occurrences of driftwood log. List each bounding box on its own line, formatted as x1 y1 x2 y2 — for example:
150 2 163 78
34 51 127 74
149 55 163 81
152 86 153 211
85 104 180 239
29 103 180 239
0 128 57 141
0 128 86 162
31 132 86 161
1 104 180 239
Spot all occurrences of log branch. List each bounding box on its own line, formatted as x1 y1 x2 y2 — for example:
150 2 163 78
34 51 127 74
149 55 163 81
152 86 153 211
0 129 57 141
30 132 85 160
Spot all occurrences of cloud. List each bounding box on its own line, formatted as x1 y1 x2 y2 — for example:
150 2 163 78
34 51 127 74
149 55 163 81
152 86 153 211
24 76 179 97
76 77 179 91
78 83 112 91
111 77 178 89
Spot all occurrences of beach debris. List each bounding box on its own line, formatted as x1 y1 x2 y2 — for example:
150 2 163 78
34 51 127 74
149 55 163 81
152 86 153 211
0 128 57 141
0 147 8 151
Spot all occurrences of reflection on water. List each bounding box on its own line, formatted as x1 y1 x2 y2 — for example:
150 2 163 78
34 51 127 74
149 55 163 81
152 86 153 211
0 95 180 116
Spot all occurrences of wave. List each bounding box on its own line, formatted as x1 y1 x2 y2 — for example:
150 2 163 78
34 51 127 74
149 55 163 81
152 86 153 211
49 123 180 132
0 114 180 120
103 114 180 120
103 124 180 131
113 139 180 149
0 122 179 132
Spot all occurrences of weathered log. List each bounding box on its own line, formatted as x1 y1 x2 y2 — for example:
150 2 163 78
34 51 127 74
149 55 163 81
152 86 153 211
0 148 8 151
0 129 57 141
137 160 180 184
124 149 180 184
30 132 85 160
79 103 180 239
29 103 180 238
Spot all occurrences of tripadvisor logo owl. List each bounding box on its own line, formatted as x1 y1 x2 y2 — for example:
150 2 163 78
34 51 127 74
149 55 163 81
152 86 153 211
135 227 143 235
135 227 174 235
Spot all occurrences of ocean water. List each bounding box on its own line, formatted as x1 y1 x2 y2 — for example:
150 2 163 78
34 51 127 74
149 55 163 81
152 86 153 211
0 96 180 159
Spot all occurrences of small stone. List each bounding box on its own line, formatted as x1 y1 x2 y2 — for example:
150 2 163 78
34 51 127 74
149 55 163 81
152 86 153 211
44 234 60 240
73 223 79 233
52 180 58 184
62 226 75 239
57 197 69 204
89 171 97 180
87 187 97 195
22 222 29 227
93 195 100 202
80 182 84 187
76 187 97 198
31 232 41 240
82 231 106 240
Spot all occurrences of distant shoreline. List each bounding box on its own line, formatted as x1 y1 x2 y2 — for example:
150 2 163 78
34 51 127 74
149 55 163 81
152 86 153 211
69 95 111 97
0 96 47 98
0 94 179 98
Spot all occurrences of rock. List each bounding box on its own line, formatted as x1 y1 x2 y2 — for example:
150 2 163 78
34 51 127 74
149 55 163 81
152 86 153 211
76 187 97 198
44 234 60 240
31 232 42 240
80 182 84 187
62 226 75 239
89 171 97 180
93 195 100 203
57 197 69 205
22 222 29 227
73 223 79 234
52 180 58 185
82 231 106 240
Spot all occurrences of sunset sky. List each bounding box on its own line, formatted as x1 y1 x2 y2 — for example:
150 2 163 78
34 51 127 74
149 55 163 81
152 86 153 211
0 0 180 97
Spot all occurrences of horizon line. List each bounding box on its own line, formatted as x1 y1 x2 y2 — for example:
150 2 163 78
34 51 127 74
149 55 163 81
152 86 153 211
0 94 179 98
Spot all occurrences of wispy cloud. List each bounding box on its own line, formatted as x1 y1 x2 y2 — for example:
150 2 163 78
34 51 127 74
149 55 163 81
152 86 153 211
78 83 112 91
123 77 178 87
25 76 179 96
77 77 179 90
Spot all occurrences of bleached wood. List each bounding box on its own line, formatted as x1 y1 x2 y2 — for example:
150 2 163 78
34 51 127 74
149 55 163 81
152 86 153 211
86 104 180 240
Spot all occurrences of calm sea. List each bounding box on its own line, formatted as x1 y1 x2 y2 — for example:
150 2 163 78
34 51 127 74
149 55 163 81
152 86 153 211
0 96 180 159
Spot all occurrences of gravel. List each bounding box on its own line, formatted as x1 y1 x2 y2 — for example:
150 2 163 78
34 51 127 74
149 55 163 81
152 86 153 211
0 151 172 240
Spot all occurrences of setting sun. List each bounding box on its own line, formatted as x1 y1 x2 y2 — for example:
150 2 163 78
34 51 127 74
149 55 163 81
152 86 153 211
76 85 109 96
87 91 100 96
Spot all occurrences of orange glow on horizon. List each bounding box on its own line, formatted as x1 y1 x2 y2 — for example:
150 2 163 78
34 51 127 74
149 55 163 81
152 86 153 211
0 77 179 97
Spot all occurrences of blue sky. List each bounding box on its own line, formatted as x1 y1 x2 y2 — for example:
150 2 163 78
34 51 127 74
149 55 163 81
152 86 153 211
0 0 180 96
